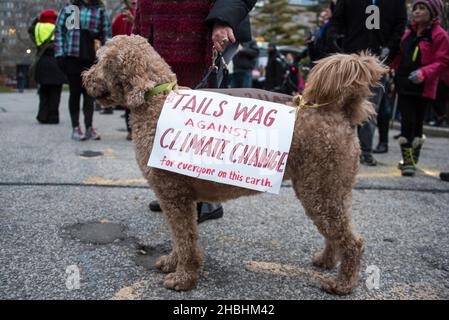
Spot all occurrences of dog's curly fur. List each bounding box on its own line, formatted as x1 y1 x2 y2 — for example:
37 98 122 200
83 35 387 295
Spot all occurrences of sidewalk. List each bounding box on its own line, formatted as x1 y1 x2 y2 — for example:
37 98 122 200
392 121 449 138
1 91 448 300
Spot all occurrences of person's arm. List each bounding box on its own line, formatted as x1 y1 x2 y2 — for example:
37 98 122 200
207 0 256 30
419 32 449 82
386 0 407 61
132 0 141 35
54 7 67 57
101 7 112 42
326 0 345 54
207 0 257 51
275 59 285 90
112 15 119 37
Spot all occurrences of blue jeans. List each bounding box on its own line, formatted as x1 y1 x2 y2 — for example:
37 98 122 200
358 83 385 154
231 70 253 88
17 79 25 93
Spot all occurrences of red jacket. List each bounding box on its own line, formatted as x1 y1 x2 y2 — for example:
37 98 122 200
132 0 213 87
391 21 449 100
112 9 135 36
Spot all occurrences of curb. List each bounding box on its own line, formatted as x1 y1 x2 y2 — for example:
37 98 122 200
392 121 449 138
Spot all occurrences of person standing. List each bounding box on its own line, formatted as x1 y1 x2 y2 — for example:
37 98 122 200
33 9 66 124
391 0 449 176
17 72 25 93
263 43 285 92
327 0 408 166
230 40 259 88
112 0 136 140
372 74 395 153
132 0 257 222
231 40 259 88
306 8 332 63
55 0 112 141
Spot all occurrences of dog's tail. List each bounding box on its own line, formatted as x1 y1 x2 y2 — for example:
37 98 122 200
303 52 388 126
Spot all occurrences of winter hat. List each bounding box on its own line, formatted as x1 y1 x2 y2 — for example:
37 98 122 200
412 0 444 20
39 9 58 24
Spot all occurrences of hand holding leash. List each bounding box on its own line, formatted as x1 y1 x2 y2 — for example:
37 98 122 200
212 22 235 52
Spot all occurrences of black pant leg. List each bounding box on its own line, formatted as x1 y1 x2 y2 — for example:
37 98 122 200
377 95 393 144
358 85 384 153
414 97 430 139
48 85 62 123
399 95 418 145
125 108 131 132
66 73 83 128
82 87 94 129
37 85 50 123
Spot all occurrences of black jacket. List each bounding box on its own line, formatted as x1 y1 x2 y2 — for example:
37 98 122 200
30 21 66 85
264 48 285 91
233 40 259 71
206 0 257 42
327 0 407 60
35 47 66 85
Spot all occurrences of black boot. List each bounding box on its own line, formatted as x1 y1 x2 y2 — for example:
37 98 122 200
360 153 377 166
149 200 224 223
100 107 114 114
149 200 162 212
398 137 416 177
375 114 390 153
440 172 449 182
411 136 425 166
373 142 388 154
197 202 224 224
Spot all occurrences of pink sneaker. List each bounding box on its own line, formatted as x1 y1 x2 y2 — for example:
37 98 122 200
86 127 101 140
71 127 86 141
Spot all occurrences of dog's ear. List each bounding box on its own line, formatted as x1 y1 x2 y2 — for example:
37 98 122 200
357 51 388 87
116 40 156 107
116 35 175 107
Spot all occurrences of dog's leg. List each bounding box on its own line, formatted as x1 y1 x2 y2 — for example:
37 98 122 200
157 197 202 291
320 229 364 295
293 179 363 295
312 239 339 270
155 251 178 273
310 210 363 295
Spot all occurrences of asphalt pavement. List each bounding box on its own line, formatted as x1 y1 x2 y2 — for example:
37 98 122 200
0 91 448 300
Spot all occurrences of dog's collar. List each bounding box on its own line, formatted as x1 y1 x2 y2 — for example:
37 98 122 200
144 81 178 100
290 94 336 115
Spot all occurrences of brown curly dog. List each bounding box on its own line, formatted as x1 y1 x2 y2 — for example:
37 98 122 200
83 35 386 295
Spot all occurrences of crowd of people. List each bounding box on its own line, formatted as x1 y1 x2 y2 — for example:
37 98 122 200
26 0 449 198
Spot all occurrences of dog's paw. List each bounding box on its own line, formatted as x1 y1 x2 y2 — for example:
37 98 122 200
321 278 354 295
163 271 198 291
155 254 177 273
312 251 338 270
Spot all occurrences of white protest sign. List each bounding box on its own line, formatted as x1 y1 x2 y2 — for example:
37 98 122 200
147 90 296 194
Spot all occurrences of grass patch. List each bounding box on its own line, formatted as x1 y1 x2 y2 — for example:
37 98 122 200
0 86 14 93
